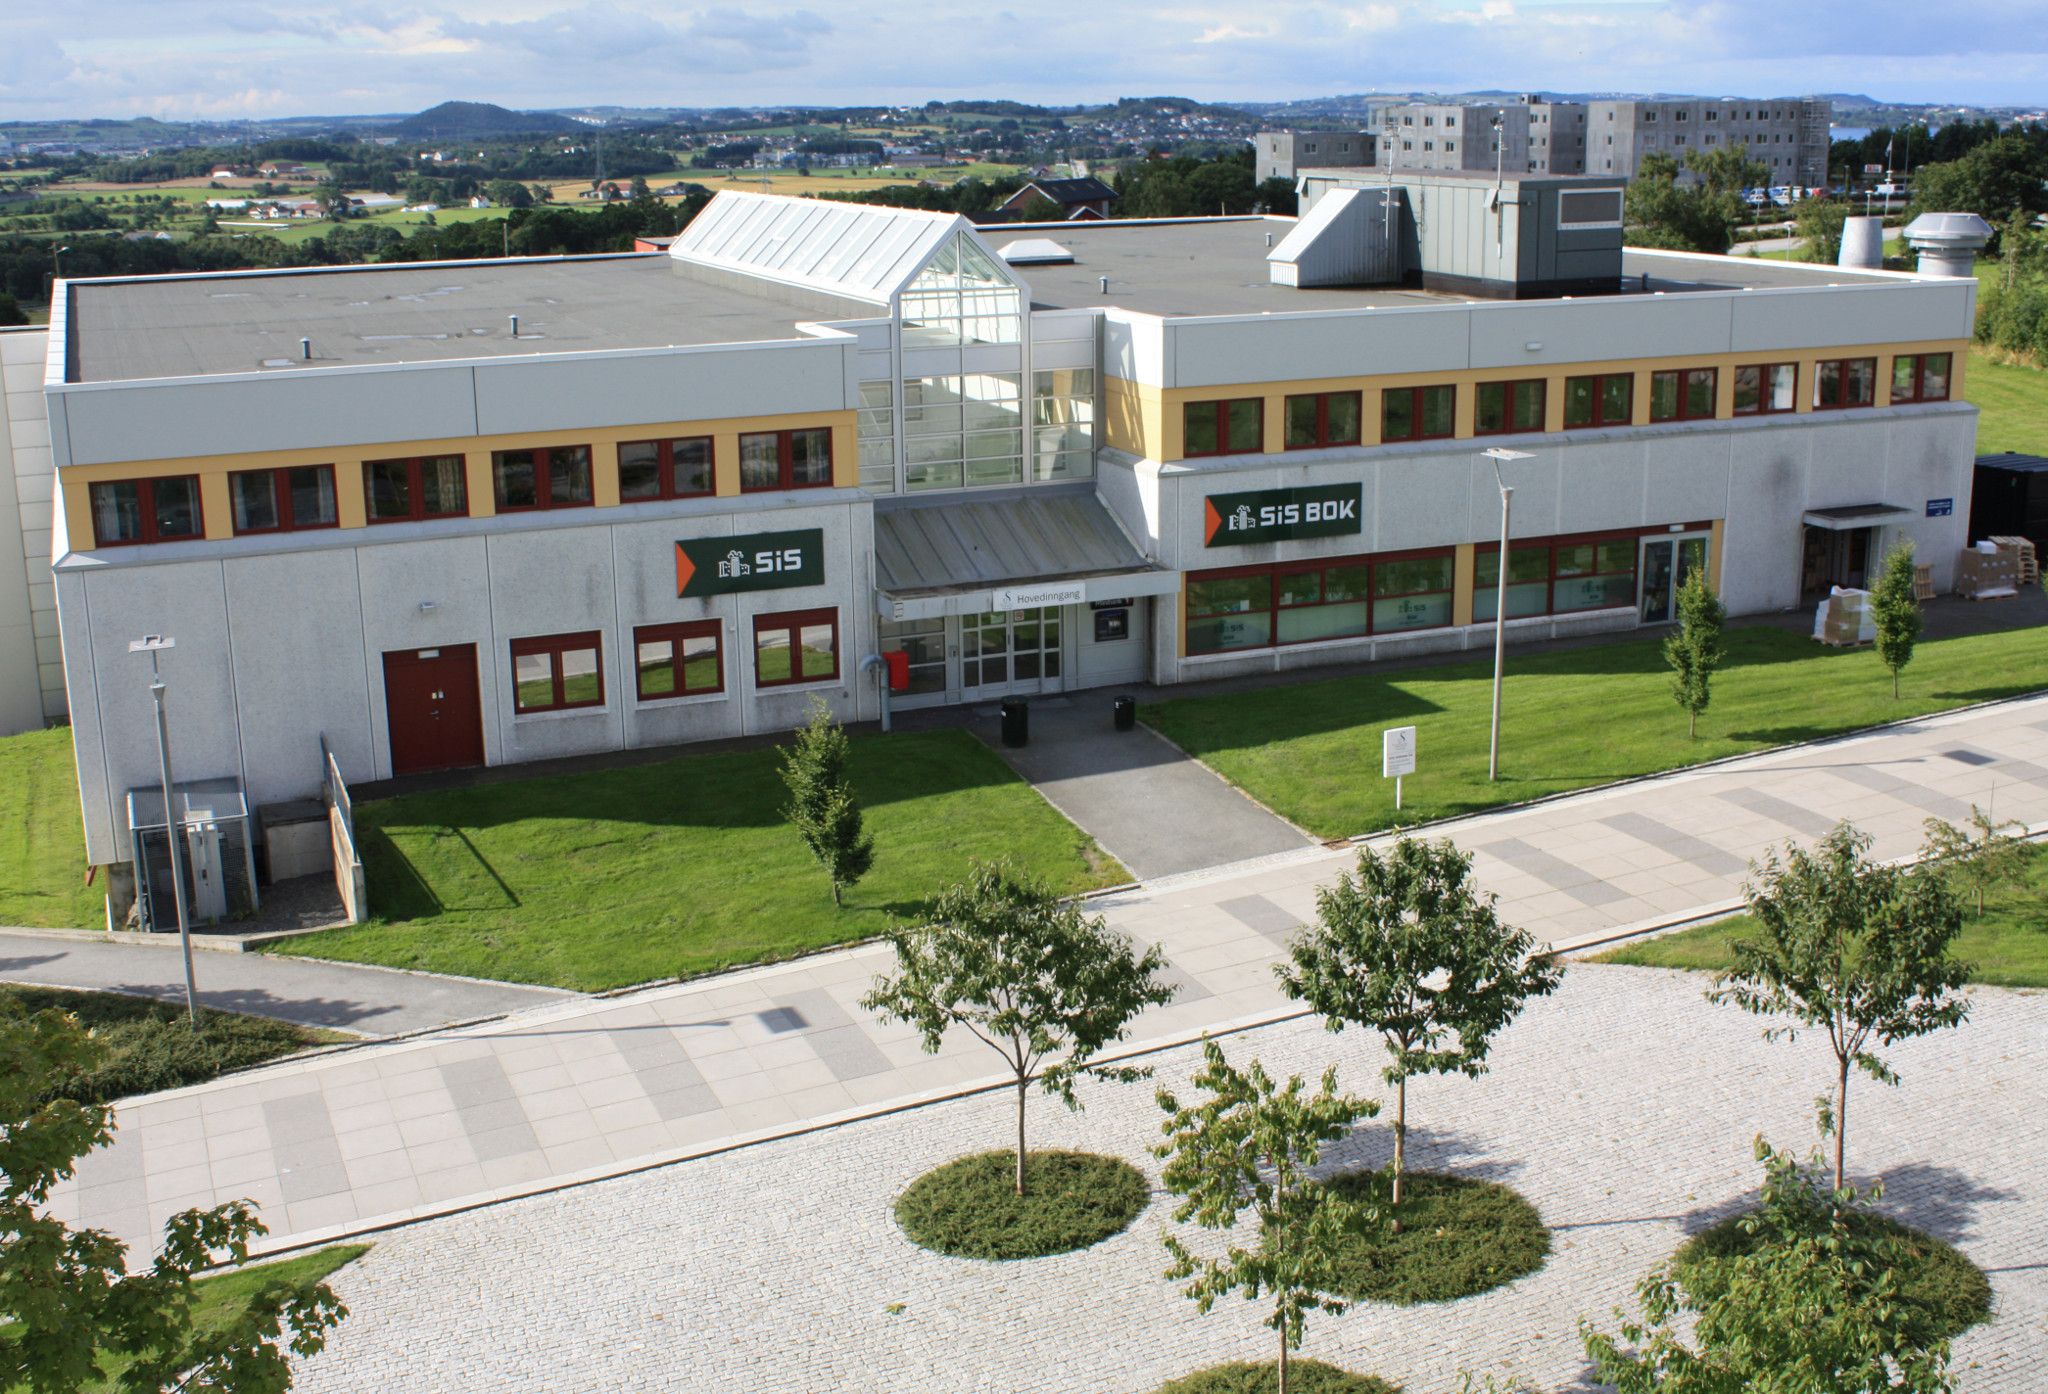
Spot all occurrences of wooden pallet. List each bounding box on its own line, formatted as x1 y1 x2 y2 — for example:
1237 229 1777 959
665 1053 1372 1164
1913 563 1936 601
1988 535 2039 586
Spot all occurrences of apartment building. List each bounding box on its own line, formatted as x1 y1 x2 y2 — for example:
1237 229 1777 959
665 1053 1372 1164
1373 104 1530 174
1526 97 1589 174
1587 97 1832 184
44 185 1975 925
1254 130 1374 183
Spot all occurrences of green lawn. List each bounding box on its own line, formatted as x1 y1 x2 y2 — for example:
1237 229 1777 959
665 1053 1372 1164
1592 840 2048 986
0 726 102 929
64 1244 368 1394
271 728 1126 990
1965 345 2048 456
1142 625 2048 841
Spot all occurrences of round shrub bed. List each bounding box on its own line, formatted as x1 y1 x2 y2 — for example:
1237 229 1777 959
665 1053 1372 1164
1674 1209 1992 1343
894 1149 1148 1260
1316 1170 1551 1304
1149 1360 1399 1393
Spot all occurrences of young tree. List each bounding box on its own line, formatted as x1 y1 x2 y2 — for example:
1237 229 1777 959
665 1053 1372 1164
0 1007 348 1393
1582 1137 1956 1394
777 697 874 906
1870 543 1922 699
1275 839 1560 1230
1665 566 1727 739
1921 806 2027 916
862 861 1173 1195
1794 196 1849 265
1155 1040 1379 1394
1710 824 1970 1190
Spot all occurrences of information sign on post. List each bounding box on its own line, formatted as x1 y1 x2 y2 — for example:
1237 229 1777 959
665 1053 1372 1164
1382 725 1417 811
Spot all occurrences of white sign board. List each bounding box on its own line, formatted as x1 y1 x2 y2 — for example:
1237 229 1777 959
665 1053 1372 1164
1382 726 1417 778
993 581 1087 609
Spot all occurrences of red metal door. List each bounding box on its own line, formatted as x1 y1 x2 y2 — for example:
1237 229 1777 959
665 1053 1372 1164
382 645 484 776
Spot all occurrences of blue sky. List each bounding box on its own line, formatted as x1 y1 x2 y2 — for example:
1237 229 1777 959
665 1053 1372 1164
1 0 2042 120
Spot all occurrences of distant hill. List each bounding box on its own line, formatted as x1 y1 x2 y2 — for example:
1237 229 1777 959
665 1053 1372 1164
383 102 582 140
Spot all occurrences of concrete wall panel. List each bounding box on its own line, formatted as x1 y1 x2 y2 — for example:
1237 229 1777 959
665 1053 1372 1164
472 343 852 437
354 535 496 780
1167 308 1472 388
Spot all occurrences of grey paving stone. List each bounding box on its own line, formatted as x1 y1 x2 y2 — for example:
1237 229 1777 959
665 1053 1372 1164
1949 745 2048 785
1217 894 1300 945
1597 811 1747 879
1824 763 1975 824
1154 962 1215 1006
1476 837 1629 907
1712 786 1839 840
263 1094 349 1205
608 1024 722 1122
437 1057 539 1163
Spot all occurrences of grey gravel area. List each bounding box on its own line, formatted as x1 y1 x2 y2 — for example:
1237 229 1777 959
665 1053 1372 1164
291 966 2046 1393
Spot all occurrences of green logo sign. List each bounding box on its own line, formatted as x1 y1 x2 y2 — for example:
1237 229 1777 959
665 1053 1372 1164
675 528 825 597
1203 484 1362 547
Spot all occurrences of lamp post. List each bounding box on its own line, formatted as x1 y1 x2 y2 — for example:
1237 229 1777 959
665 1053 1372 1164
1482 448 1534 782
130 635 199 1029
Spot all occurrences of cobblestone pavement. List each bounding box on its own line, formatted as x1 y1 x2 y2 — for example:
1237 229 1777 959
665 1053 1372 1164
46 695 2048 1271
290 966 2047 1394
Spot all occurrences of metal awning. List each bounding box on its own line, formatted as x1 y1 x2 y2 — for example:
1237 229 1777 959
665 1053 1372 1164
1803 504 1914 532
874 484 1177 620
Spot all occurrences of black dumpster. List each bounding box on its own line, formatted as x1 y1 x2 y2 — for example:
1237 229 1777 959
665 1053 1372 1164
1000 698 1029 748
1112 694 1136 732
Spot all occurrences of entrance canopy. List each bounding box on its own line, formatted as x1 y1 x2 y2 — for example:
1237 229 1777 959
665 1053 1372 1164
874 484 1177 620
1803 503 1914 531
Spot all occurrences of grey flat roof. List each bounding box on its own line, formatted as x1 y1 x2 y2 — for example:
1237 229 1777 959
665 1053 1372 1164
874 484 1163 597
1019 218 1903 317
67 255 828 383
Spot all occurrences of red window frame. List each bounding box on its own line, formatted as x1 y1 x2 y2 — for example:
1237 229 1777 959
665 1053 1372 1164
753 608 840 688
1649 368 1718 422
737 428 833 493
1183 548 1457 656
491 445 593 512
633 621 724 701
365 454 469 523
226 464 338 536
1474 379 1547 436
1474 528 1644 620
1381 385 1457 442
1732 363 1798 416
1282 391 1363 450
87 475 204 548
1181 398 1265 458
1889 352 1951 404
509 631 605 714
1812 357 1877 410
618 437 716 502
1562 373 1633 428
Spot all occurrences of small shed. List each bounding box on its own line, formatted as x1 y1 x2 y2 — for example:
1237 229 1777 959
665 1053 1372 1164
124 778 259 931
1970 453 2048 553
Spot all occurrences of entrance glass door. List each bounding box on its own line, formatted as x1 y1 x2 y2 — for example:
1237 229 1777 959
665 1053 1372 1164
962 608 1063 699
1639 535 1710 623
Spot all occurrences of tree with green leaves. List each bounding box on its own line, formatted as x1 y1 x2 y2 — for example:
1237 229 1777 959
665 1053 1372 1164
1870 543 1923 699
0 1006 348 1393
1582 1136 1956 1394
1155 1040 1379 1394
1709 824 1969 1190
863 861 1173 1195
777 697 874 906
1275 838 1559 1231
1665 566 1727 738
1793 196 1849 265
1921 806 2027 916
1626 146 1768 254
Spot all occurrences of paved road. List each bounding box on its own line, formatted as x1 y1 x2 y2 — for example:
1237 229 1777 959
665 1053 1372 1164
287 968 2046 1394
45 694 2048 1272
0 933 570 1036
972 696 1314 879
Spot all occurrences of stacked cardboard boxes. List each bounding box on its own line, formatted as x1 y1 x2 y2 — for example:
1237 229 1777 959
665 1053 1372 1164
1955 542 2020 599
1813 587 1875 645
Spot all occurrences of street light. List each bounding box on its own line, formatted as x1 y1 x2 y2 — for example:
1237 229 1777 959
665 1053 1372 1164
129 635 199 1029
1482 447 1534 782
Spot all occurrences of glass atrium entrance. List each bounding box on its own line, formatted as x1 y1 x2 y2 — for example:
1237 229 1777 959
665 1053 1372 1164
961 607 1064 700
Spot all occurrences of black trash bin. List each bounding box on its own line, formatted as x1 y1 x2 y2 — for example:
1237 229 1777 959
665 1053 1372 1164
1000 698 1029 748
1112 694 1136 731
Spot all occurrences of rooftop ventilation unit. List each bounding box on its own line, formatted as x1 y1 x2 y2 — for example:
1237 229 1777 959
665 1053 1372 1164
1268 186 1402 287
1903 212 1993 278
997 238 1075 265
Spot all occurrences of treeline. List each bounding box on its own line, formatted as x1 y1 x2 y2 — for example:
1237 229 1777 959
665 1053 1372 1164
1113 149 1295 217
1976 215 2048 366
53 134 677 194
1828 119 2014 182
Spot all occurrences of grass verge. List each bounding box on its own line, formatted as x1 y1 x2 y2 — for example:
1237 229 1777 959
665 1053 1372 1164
0 726 102 929
1318 1171 1551 1304
1675 1211 1991 1345
894 1150 1148 1260
1965 345 2048 457
1141 625 2048 841
2 985 347 1106
1590 840 2048 986
270 728 1125 991
1150 1361 1399 1394
73 1244 369 1394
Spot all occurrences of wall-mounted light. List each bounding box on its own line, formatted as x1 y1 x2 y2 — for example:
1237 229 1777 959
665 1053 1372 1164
1524 341 1542 352
418 600 439 613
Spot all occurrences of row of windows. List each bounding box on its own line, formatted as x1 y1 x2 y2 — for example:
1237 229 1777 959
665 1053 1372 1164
507 609 841 714
1176 353 1951 459
86 429 836 548
1184 531 1658 655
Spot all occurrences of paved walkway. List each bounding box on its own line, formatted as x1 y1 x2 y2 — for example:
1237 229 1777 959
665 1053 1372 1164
289 969 2047 1393
45 693 2048 1274
966 696 1314 879
0 933 569 1036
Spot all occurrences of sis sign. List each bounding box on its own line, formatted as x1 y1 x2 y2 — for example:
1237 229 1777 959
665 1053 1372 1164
1203 484 1362 547
675 529 825 597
